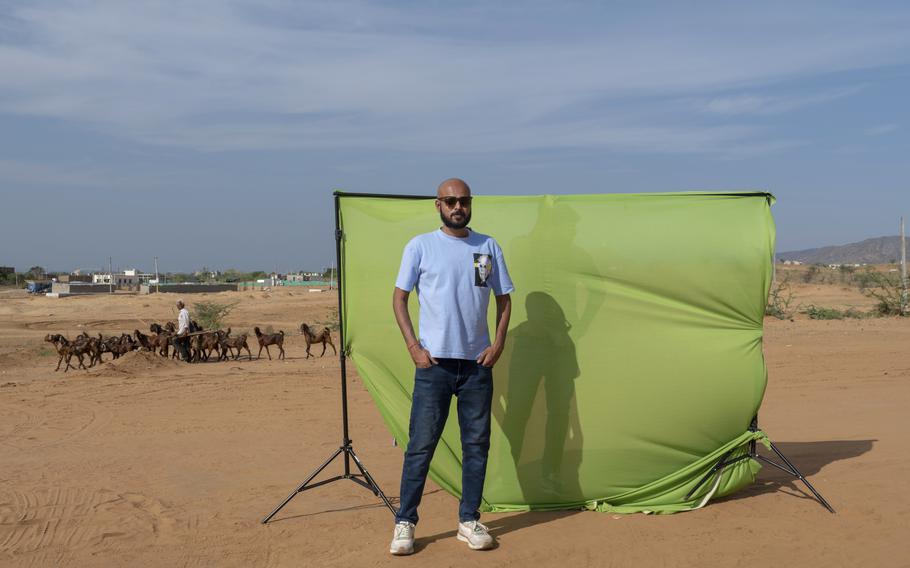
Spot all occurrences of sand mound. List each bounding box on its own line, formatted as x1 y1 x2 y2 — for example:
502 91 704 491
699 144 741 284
89 350 184 377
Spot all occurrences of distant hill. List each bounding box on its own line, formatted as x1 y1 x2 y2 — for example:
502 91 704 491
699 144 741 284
778 236 910 264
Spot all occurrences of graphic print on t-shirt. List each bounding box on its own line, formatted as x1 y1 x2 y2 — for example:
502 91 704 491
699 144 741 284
474 253 492 287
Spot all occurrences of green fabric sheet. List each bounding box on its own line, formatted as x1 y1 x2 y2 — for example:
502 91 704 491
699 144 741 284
338 191 775 514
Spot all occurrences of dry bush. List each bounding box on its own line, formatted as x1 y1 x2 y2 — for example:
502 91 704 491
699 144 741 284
862 272 909 316
317 306 340 331
766 277 796 320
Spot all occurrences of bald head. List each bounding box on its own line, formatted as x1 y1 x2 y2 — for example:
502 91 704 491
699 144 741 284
436 178 471 198
434 178 473 233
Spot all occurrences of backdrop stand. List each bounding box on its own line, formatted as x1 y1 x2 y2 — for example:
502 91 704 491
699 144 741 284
261 194 397 524
684 416 835 513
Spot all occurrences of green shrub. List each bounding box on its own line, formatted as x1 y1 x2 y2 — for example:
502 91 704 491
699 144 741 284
803 305 844 320
192 301 238 330
803 305 877 320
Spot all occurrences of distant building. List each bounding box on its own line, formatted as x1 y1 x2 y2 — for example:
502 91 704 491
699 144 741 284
93 273 139 286
57 273 92 283
286 271 325 282
91 269 152 289
194 269 221 280
782 260 803 265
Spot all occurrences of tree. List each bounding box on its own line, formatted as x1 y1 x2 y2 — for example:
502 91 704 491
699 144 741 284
192 301 238 329
26 266 46 279
222 268 244 282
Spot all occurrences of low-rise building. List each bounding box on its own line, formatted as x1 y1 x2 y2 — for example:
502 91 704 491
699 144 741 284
286 271 324 282
93 273 138 286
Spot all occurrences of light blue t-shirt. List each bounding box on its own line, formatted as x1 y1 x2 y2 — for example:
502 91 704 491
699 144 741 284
395 228 515 360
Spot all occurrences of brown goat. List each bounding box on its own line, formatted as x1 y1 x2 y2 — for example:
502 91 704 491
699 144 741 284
190 330 224 362
134 329 152 351
219 328 252 361
110 334 137 358
300 323 337 359
133 329 166 356
152 334 170 357
44 334 86 372
99 333 120 362
73 333 102 368
148 324 173 357
253 327 285 360
149 322 177 334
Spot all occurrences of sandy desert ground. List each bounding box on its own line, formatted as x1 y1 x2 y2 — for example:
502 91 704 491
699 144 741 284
1 280 908 567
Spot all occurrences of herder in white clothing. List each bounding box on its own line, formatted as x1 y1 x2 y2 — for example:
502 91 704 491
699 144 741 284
175 300 192 361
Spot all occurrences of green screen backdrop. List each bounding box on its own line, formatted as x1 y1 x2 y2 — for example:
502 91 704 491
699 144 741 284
339 191 775 514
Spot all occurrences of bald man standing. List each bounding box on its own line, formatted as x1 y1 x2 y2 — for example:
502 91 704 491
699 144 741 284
389 179 514 555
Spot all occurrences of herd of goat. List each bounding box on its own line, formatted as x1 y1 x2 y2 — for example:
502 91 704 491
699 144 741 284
44 321 337 372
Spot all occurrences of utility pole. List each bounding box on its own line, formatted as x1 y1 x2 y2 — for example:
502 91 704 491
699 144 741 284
108 257 113 294
901 216 908 315
154 256 160 294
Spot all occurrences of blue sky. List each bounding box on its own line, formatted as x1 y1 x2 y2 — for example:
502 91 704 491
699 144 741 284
1 0 908 272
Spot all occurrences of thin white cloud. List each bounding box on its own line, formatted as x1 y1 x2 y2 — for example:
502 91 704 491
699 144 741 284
0 1 908 155
702 86 864 116
0 159 120 188
865 123 899 135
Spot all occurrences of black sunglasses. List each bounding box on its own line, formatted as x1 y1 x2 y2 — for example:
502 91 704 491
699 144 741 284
438 196 473 208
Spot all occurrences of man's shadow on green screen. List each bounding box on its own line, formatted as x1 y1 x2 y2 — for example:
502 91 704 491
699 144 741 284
493 291 584 506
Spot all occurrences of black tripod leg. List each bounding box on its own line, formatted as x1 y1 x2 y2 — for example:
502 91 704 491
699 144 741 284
349 447 398 516
767 440 836 514
262 447 345 524
685 449 734 500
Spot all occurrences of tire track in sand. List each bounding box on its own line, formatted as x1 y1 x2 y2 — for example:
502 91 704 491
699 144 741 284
0 487 191 558
0 396 110 455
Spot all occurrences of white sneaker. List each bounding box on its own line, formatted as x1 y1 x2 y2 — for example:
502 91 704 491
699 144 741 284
390 521 415 555
457 520 495 550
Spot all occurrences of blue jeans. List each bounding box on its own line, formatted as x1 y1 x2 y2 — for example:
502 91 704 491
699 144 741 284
396 358 494 525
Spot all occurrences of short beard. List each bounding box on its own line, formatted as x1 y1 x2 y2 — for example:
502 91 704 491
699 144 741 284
440 209 471 230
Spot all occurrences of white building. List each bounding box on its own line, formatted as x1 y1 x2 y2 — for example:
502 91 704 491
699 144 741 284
93 273 140 286
286 271 325 282
92 269 150 288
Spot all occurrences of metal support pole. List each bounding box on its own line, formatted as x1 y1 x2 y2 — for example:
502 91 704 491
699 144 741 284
684 416 834 513
336 197 353 477
901 216 907 315
261 192 396 524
